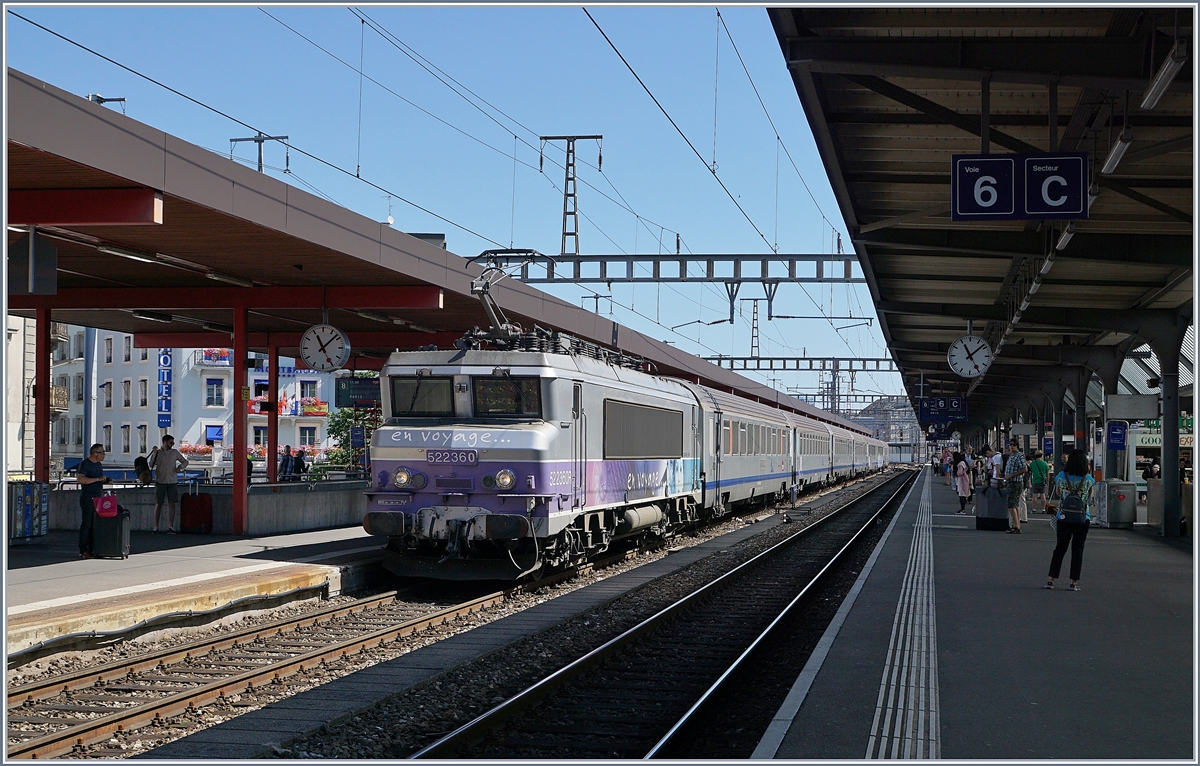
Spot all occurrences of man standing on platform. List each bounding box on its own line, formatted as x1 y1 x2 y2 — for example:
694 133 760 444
149 434 189 533
1004 439 1028 533
76 443 111 559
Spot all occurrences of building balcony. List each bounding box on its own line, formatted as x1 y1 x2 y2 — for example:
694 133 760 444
50 384 69 412
193 348 232 367
50 321 69 344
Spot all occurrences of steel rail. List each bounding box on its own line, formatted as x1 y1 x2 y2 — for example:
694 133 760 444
408 471 911 760
6 549 641 760
644 471 915 758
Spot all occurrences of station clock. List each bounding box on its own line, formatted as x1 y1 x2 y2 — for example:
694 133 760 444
299 324 351 372
946 334 993 379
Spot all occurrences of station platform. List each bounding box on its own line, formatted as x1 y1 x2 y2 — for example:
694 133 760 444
6 527 381 655
754 468 1193 760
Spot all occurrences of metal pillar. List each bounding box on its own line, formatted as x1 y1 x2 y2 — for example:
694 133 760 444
1154 341 1184 537
34 307 51 482
233 307 249 535
1036 402 1046 458
1073 367 1091 469
267 339 280 484
1053 394 1066 472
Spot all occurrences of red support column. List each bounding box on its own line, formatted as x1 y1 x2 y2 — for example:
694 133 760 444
233 307 248 534
34 308 51 483
267 339 279 483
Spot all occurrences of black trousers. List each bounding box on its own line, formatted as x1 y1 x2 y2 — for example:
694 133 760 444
79 494 96 554
1048 519 1090 581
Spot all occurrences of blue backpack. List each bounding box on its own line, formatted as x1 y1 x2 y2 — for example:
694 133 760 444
1059 475 1088 524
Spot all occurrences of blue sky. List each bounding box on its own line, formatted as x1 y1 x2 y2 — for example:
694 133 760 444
6 5 901 400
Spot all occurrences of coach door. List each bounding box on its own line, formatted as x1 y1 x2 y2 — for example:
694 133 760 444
572 383 586 508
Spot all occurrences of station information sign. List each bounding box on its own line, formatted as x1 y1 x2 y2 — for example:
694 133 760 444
951 153 1088 221
1043 437 1054 456
919 397 968 423
1106 421 1128 451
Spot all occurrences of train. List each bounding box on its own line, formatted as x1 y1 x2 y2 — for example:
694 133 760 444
362 331 888 580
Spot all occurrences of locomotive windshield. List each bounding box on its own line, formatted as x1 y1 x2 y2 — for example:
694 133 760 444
389 376 454 417
472 376 542 418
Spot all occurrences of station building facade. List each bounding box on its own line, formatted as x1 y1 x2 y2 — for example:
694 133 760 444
47 323 339 474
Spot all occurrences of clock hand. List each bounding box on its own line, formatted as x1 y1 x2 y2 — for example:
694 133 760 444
316 335 333 354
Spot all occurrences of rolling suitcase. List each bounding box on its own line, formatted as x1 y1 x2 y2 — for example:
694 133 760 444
94 506 131 559
180 484 213 534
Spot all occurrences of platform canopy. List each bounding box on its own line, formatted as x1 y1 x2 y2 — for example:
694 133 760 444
767 7 1193 423
6 68 866 434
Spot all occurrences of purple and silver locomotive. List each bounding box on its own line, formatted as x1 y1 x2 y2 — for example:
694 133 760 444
362 332 887 580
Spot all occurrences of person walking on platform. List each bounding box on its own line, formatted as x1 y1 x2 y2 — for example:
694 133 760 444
279 445 295 482
1029 450 1050 514
76 443 111 559
149 434 189 534
1045 449 1097 591
292 448 308 481
953 451 972 514
942 449 953 486
1004 439 1028 533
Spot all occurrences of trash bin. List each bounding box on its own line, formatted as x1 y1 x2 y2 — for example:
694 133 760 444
975 485 1009 531
1106 481 1136 529
1146 478 1163 528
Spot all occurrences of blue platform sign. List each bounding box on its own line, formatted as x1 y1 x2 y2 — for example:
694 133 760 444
952 153 1088 221
1043 436 1054 456
919 397 968 423
350 426 366 449
1107 421 1128 451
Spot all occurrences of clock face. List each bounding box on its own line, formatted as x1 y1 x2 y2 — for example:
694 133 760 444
947 335 993 378
299 324 351 372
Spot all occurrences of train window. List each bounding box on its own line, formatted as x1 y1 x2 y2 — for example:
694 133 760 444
472 376 542 417
390 376 454 417
723 419 732 455
604 400 683 459
738 422 747 455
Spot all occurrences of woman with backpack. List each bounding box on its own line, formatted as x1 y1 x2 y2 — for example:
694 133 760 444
1044 448 1096 591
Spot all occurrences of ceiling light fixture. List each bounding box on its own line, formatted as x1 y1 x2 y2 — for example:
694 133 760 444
131 310 172 323
1054 223 1075 252
1100 130 1132 174
205 271 255 288
355 310 392 323
1141 38 1188 111
97 244 158 264
1087 183 1100 211
393 318 438 334
202 322 234 333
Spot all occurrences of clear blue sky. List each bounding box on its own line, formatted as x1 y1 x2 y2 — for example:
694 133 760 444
5 5 902 400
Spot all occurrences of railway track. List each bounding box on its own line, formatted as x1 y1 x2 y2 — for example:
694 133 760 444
410 470 915 760
7 473 890 760
5 557 633 761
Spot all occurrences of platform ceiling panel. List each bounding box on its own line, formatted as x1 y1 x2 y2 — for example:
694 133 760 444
769 6 1194 426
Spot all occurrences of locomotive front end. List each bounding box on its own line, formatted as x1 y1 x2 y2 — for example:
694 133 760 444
364 353 571 579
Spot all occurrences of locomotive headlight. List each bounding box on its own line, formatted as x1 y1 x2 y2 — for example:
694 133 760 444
394 467 413 488
495 469 516 490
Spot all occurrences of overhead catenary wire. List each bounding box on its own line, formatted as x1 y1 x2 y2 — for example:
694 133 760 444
583 7 776 254
8 10 507 248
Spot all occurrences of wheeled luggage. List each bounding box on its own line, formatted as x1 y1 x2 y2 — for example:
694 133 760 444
94 506 131 559
180 488 213 534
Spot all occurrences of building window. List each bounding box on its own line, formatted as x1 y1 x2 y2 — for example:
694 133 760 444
122 379 132 408
75 374 84 402
254 427 267 446
104 337 113 364
102 424 112 453
138 424 148 454
74 417 83 446
140 347 149 361
139 379 148 408
205 378 225 407
123 336 131 362
74 333 85 359
57 374 68 390
56 419 67 445
120 424 131 454
103 381 113 408
300 380 318 400
299 426 317 447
